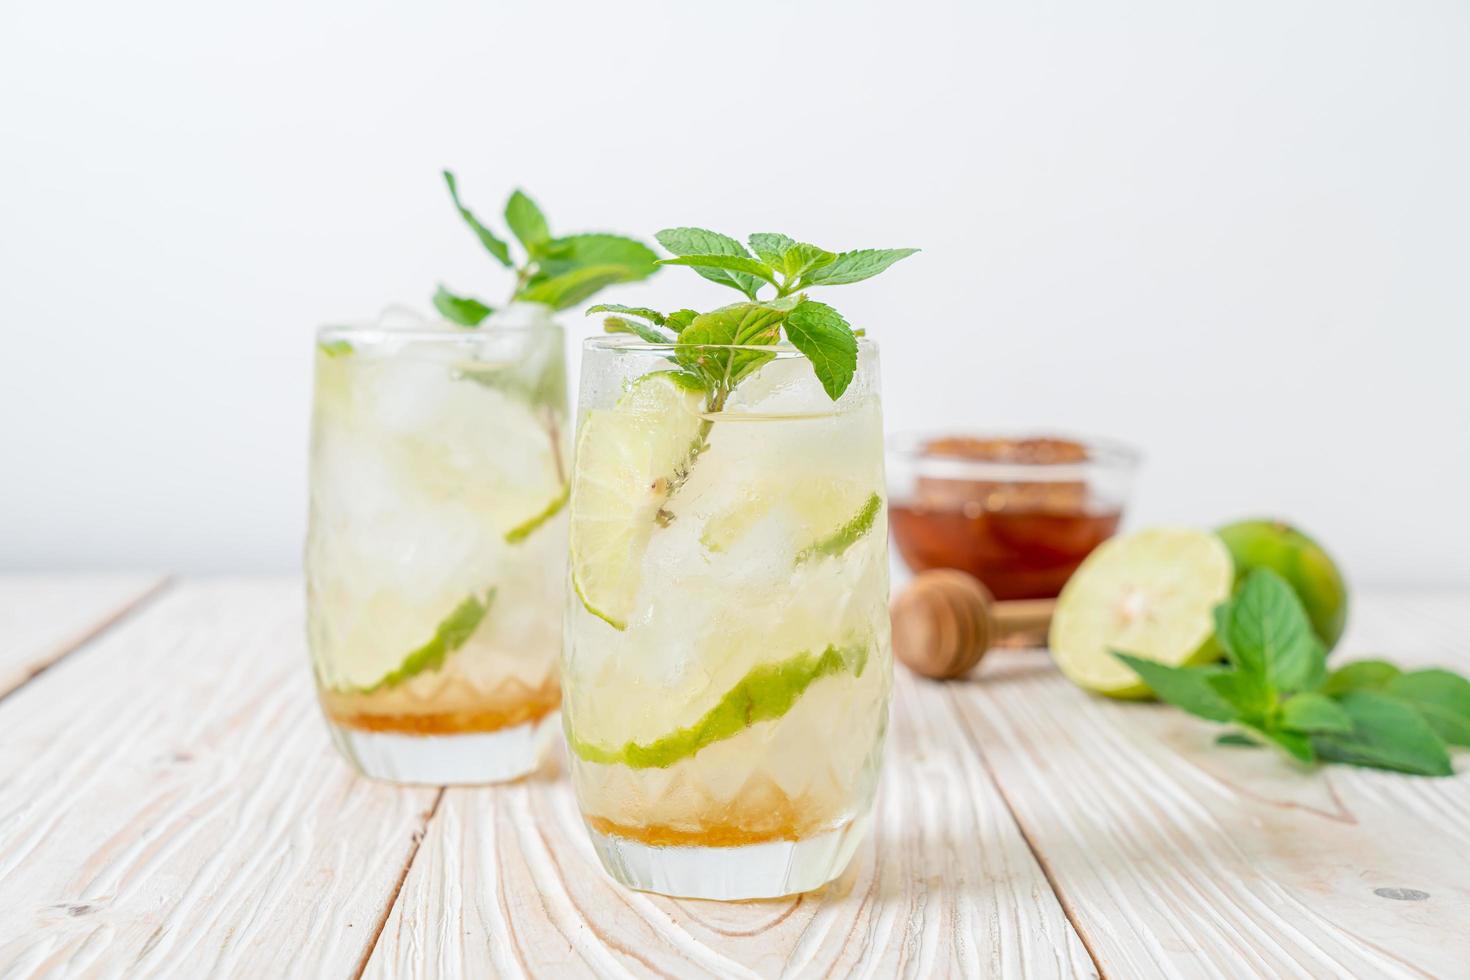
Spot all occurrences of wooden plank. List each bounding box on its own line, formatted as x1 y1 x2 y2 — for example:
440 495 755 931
950 593 1470 979
0 573 166 697
0 579 440 977
366 668 1097 979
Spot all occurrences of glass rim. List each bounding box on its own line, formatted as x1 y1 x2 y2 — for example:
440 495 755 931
888 429 1142 480
583 335 878 355
316 322 558 342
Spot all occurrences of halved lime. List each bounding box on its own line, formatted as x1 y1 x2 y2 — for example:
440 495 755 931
569 372 707 629
1050 527 1234 698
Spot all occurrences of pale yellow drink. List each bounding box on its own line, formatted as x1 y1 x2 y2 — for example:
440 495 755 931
563 338 892 898
306 307 567 783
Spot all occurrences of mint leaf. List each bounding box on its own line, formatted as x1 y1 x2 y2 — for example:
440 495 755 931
1323 659 1401 695
1385 669 1470 746
796 493 882 564
1207 670 1273 724
537 233 658 280
677 303 785 347
519 264 640 310
784 300 858 400
656 227 764 297
676 302 786 388
1220 727 1331 766
1279 692 1352 733
1313 691 1454 776
1112 653 1236 722
748 232 796 266
1253 725 1316 764
658 254 778 289
780 242 837 280
586 304 666 325
432 285 494 326
603 316 675 345
665 309 700 332
504 189 550 252
443 170 512 267
433 174 655 330
656 226 752 257
1215 568 1326 695
356 590 494 694
801 247 918 286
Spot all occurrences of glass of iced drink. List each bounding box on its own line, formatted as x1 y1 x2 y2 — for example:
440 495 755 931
562 337 892 899
306 304 569 784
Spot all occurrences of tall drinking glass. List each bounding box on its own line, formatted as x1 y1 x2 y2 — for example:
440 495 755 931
306 305 568 784
562 337 892 899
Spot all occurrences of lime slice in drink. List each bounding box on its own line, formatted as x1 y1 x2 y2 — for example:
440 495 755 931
699 481 881 560
1050 527 1234 698
569 372 706 630
795 492 883 564
504 484 569 544
567 639 870 768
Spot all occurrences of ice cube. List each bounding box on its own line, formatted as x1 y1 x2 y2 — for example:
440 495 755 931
720 353 831 416
375 303 437 330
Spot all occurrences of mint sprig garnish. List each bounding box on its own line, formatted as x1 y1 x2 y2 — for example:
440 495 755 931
1114 569 1464 776
436 170 658 322
432 285 494 326
589 228 917 404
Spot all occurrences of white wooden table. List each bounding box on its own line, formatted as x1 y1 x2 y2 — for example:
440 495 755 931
0 576 1465 979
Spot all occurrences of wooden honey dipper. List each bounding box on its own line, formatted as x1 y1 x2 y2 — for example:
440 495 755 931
890 570 1056 679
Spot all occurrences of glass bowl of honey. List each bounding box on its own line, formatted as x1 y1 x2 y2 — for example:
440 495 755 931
888 434 1140 600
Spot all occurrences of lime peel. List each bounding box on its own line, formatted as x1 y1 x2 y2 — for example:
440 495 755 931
568 373 706 630
573 575 626 632
795 492 883 564
346 589 494 694
567 640 869 768
505 484 569 543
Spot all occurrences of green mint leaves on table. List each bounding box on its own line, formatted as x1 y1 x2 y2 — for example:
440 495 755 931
589 228 917 402
1114 569 1466 776
437 170 658 323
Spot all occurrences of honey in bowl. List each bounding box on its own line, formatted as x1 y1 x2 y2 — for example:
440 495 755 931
888 435 1138 600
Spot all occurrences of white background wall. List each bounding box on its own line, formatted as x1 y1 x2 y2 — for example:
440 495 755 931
3 0 1467 585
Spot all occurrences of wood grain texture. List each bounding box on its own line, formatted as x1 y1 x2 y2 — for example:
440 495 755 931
0 573 166 697
365 668 1097 979
0 579 439 978
952 593 1470 980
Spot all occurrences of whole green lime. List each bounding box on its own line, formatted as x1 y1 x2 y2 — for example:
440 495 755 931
1217 519 1348 651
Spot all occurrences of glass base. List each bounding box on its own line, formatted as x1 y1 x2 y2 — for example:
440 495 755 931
587 813 870 900
325 714 557 786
